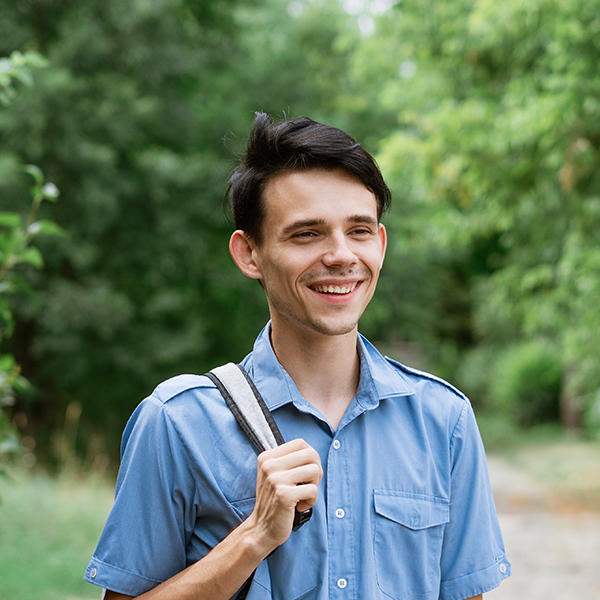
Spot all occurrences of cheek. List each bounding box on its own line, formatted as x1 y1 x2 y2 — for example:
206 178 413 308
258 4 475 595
259 261 296 295
364 248 385 276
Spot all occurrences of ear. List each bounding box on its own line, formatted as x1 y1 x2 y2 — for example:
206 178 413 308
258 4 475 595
229 230 263 280
378 223 387 268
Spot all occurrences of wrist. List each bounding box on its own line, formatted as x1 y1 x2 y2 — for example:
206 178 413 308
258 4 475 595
237 513 281 562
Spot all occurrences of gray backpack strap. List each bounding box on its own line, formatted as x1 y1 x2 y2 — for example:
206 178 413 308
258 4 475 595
206 363 313 537
205 362 312 600
206 363 313 532
206 363 284 453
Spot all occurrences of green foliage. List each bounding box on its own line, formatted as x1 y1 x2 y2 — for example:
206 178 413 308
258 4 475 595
0 0 380 459
2 0 600 464
582 388 600 440
490 341 562 427
0 50 60 467
373 0 600 420
0 353 32 460
0 50 48 106
0 164 60 463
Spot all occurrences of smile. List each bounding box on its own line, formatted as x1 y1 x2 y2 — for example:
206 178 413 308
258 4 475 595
310 282 358 294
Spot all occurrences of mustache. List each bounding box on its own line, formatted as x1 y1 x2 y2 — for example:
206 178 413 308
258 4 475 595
298 268 370 285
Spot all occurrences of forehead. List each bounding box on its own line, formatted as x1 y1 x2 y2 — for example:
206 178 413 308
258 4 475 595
262 169 378 226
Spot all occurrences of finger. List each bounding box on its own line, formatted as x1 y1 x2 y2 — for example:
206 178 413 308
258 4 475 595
264 462 323 490
268 481 319 513
260 449 321 477
294 484 319 512
258 444 322 475
259 437 314 458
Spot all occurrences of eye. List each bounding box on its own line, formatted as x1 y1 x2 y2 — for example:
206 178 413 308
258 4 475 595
351 227 373 236
293 231 317 239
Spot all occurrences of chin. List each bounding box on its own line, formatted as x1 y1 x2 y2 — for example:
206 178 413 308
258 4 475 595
306 319 359 337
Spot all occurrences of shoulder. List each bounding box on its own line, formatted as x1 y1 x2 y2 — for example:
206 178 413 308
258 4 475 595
123 373 221 439
382 359 484 462
384 357 468 403
121 373 232 457
150 373 216 405
358 333 468 412
381 356 472 434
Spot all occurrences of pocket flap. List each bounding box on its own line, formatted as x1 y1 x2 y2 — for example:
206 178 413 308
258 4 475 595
374 491 449 530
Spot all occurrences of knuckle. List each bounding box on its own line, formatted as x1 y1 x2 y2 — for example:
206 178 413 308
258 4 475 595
274 487 288 503
293 438 309 450
265 471 280 487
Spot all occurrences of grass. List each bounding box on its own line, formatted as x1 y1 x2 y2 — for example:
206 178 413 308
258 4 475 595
479 415 600 510
501 437 600 510
0 468 114 600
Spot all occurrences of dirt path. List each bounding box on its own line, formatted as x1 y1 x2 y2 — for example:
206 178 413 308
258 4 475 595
484 455 600 599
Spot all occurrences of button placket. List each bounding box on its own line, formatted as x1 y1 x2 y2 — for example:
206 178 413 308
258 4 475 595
327 433 354 595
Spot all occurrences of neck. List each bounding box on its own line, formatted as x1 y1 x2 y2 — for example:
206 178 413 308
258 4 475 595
270 321 360 430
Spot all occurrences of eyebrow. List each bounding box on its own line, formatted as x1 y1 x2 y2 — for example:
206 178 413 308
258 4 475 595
347 214 378 225
281 219 325 236
281 215 378 236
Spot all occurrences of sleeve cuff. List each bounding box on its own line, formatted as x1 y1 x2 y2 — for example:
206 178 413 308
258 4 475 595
84 557 162 596
440 555 511 600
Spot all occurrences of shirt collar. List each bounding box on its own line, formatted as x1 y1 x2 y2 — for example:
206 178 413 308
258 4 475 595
242 322 415 412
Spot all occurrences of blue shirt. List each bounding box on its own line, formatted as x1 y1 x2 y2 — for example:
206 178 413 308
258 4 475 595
85 324 510 599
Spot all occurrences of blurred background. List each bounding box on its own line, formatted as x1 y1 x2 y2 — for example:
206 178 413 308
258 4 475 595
0 1 599 598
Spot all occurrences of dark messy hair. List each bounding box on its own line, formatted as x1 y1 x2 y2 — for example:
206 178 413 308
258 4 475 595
227 112 391 244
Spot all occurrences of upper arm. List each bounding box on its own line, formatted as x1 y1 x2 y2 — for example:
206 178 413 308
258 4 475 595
84 398 198 595
439 401 510 595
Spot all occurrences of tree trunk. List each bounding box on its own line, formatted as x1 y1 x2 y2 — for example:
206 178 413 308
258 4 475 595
560 365 581 430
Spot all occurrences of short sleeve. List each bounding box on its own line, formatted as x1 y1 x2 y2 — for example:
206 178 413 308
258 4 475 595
84 394 199 596
439 402 511 600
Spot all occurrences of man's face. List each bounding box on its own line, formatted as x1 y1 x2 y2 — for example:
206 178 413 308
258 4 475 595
248 168 387 338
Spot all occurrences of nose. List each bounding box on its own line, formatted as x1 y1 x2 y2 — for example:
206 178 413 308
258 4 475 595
322 233 358 267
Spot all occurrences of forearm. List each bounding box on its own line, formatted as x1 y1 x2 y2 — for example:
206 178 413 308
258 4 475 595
105 517 272 600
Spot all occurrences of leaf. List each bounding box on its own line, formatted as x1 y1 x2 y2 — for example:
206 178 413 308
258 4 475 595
17 247 44 269
0 353 16 372
27 220 65 237
12 68 33 88
23 164 44 186
0 213 22 230
20 51 48 67
0 274 34 300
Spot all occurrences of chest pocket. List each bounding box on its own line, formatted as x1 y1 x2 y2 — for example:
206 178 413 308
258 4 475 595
373 490 449 600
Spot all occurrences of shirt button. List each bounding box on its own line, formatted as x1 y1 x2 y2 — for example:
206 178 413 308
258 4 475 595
499 563 507 573
332 440 341 449
90 567 97 579
335 508 345 519
337 578 347 589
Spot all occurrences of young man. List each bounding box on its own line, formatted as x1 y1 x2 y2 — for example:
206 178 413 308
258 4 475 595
85 113 510 599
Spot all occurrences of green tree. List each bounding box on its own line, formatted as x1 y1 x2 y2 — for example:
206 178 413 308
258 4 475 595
0 0 392 460
372 0 600 428
0 51 60 466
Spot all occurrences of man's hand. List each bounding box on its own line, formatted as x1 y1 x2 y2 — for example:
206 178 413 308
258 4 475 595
245 438 323 555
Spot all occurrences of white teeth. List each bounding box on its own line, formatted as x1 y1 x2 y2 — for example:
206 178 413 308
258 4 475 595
313 283 357 294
